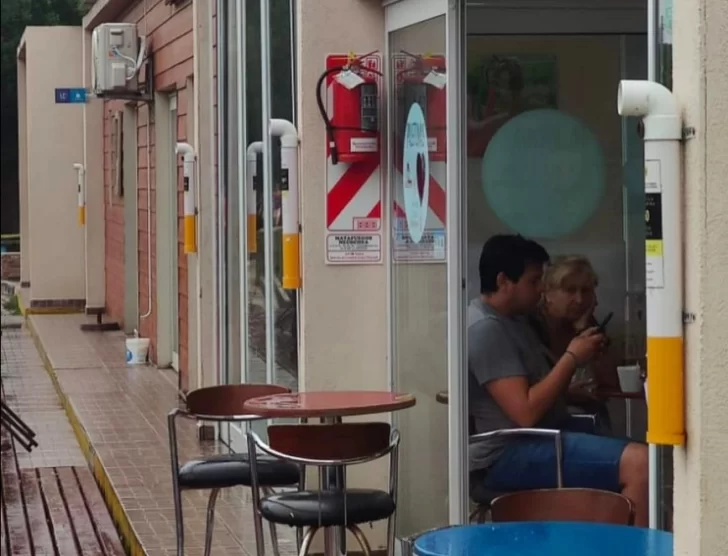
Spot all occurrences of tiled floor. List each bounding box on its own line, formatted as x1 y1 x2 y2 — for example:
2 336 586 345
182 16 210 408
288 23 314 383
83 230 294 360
28 314 299 556
1 326 126 555
1 326 86 469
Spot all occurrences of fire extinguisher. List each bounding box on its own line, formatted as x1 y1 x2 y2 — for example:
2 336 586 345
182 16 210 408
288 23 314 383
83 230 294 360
316 52 382 165
397 53 447 162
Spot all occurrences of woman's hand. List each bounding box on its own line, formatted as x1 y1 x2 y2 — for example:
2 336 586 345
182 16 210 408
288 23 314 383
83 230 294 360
573 297 598 332
566 327 606 366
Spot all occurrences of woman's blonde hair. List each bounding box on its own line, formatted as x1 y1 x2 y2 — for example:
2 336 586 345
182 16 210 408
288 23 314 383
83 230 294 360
544 255 599 291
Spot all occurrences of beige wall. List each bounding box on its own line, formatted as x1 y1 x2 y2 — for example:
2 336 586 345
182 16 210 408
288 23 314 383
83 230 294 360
298 0 388 392
673 0 728 553
18 56 29 285
297 0 389 549
20 27 85 302
186 0 215 391
83 29 106 308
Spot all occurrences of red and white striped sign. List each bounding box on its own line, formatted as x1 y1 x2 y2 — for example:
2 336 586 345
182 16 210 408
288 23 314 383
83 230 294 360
325 53 383 265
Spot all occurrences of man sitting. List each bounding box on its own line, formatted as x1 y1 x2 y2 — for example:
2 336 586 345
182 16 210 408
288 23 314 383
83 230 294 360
468 234 648 526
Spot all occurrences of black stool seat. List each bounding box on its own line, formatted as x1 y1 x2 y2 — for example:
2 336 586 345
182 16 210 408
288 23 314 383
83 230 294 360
260 489 395 527
178 454 300 490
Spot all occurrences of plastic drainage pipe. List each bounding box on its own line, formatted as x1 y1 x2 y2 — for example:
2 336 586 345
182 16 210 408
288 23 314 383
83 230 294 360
618 79 684 530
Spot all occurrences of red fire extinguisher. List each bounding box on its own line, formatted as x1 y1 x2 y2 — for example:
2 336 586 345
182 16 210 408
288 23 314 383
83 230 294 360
316 52 382 165
397 53 447 162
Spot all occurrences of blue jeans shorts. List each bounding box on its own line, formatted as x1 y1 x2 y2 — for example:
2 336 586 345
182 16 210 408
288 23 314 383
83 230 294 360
476 419 633 493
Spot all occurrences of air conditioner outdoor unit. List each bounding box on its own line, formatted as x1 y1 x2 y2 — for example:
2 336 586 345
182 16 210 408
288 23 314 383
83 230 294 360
91 23 145 96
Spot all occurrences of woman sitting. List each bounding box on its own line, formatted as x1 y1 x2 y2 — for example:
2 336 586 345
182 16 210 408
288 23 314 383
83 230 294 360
529 255 620 433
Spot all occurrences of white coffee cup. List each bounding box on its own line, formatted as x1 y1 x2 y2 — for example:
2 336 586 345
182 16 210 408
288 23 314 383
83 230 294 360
617 365 643 393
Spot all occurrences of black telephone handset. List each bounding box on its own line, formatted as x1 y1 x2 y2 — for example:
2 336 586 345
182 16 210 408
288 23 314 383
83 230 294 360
595 312 614 334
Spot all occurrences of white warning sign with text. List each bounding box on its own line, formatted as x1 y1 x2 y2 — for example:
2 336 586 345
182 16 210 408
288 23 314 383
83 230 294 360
326 234 382 264
393 224 446 263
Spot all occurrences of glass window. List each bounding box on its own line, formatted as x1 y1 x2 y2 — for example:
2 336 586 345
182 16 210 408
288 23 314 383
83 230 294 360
658 0 673 89
244 0 298 391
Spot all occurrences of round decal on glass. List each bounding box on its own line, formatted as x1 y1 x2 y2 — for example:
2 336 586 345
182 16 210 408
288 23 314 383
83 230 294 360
481 108 606 239
402 102 430 244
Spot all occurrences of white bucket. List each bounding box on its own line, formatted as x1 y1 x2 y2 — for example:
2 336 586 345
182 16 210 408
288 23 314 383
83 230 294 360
125 337 150 365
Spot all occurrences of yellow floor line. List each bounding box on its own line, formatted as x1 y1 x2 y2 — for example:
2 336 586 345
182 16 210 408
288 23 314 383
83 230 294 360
25 315 147 556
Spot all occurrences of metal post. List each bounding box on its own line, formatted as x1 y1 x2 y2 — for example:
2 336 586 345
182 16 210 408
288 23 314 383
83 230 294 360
235 0 249 392
260 0 276 386
647 0 657 81
446 0 468 526
216 0 228 389
647 1 666 526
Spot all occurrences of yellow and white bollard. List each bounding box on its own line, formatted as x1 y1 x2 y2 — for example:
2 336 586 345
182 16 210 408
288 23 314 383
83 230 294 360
270 119 301 290
176 142 197 254
246 141 263 254
618 80 684 447
73 163 85 226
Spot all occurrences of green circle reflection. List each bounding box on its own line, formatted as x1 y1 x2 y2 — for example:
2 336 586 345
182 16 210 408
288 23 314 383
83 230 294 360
481 109 605 239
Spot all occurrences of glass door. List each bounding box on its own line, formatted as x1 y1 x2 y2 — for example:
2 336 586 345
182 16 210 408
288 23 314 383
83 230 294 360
217 0 298 452
385 0 467 541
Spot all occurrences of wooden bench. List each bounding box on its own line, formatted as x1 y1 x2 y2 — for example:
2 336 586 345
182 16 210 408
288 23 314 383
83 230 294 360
0 427 125 556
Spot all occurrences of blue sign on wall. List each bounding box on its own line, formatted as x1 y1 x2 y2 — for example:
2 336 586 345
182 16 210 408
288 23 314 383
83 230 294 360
55 88 87 104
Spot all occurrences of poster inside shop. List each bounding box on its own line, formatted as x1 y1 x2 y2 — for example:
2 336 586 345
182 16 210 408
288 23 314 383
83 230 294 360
393 100 446 263
393 218 446 262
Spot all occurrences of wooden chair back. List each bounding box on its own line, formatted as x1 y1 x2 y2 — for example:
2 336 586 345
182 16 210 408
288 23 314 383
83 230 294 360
491 488 634 525
185 384 290 418
266 422 392 463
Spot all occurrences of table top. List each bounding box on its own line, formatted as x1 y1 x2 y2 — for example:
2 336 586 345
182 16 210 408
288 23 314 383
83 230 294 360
596 387 645 400
242 390 416 418
413 522 673 556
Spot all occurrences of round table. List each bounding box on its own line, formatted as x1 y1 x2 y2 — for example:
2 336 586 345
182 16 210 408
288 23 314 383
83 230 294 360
242 390 416 419
413 522 673 556
436 390 449 404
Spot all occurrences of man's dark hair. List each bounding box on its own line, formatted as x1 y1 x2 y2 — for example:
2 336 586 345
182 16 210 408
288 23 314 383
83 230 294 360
479 234 550 294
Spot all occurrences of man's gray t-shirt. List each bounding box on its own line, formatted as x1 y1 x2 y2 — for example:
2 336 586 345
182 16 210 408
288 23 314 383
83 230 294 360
468 298 568 471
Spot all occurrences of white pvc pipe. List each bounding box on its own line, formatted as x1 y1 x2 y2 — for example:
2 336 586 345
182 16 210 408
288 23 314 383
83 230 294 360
270 119 300 290
176 142 196 254
139 103 153 320
73 163 85 226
